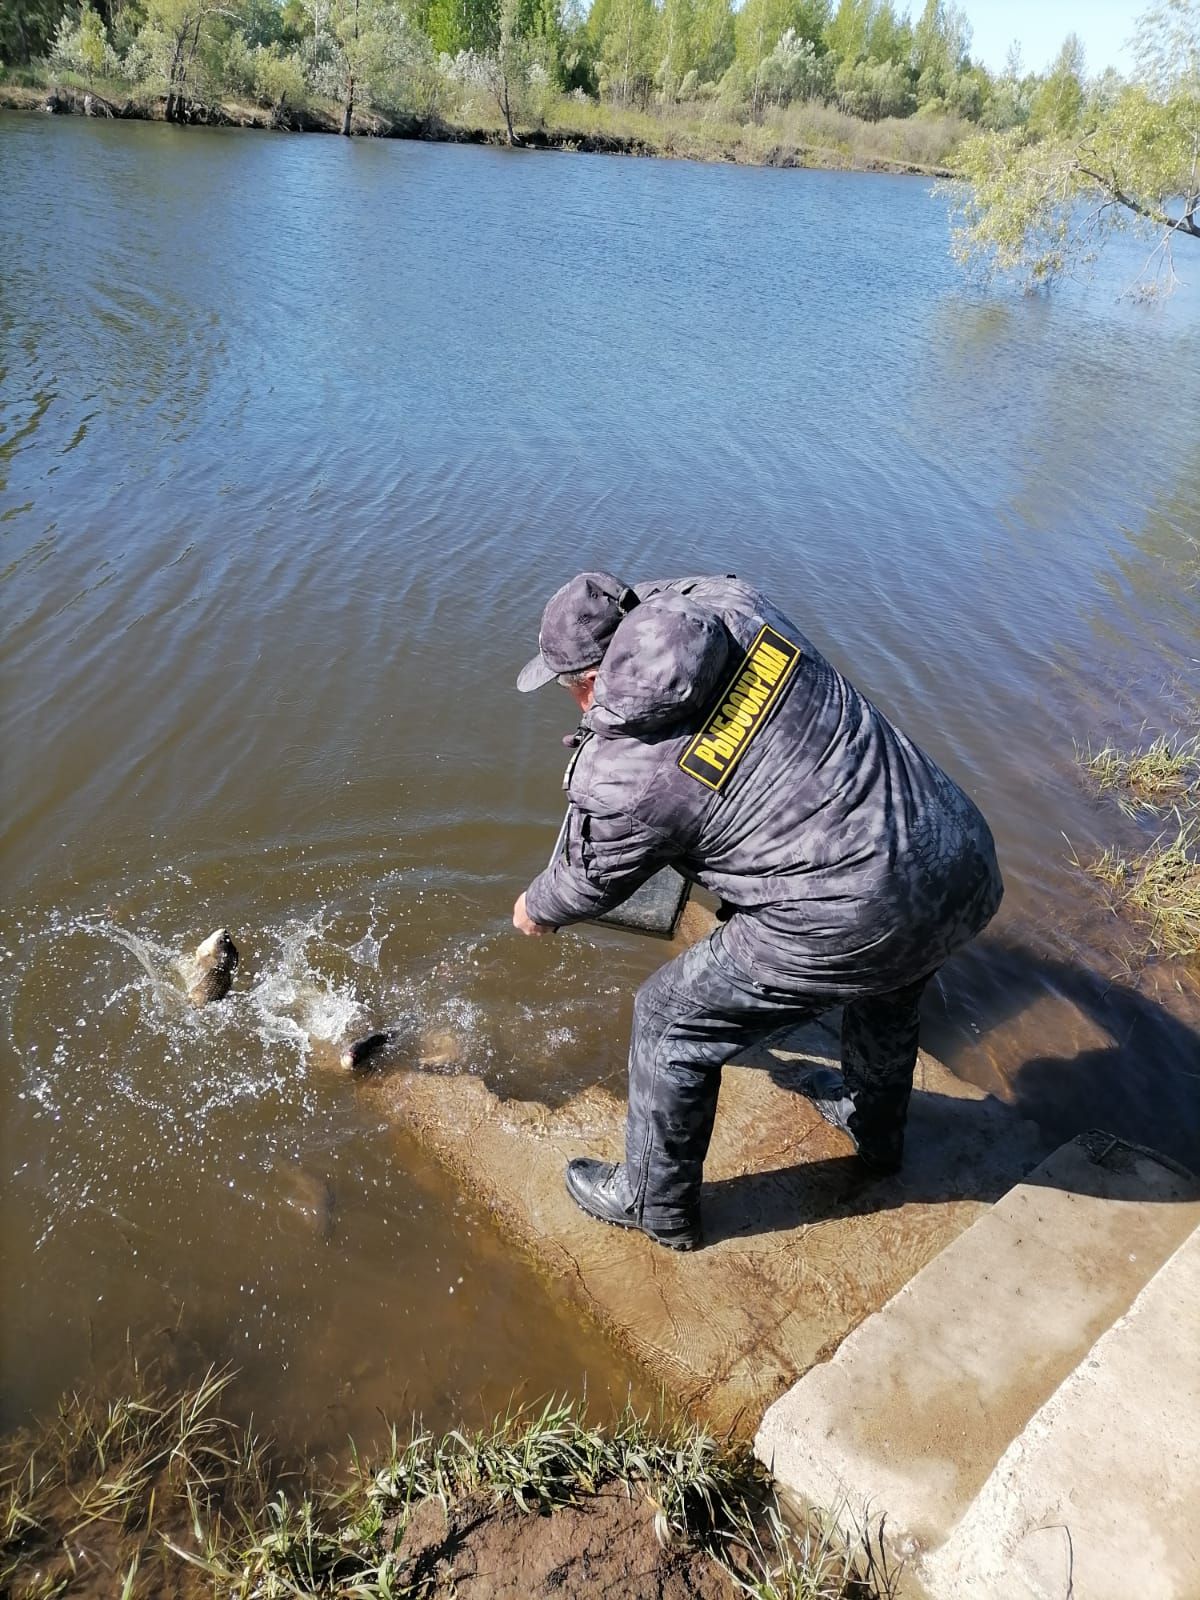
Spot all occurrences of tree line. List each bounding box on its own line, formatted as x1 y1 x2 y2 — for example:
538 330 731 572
0 0 1118 142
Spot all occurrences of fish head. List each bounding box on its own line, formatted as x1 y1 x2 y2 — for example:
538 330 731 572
195 928 239 970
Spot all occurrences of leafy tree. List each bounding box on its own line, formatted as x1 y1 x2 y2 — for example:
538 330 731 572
422 0 493 55
942 59 987 120
911 0 971 110
759 25 830 105
1027 31 1084 135
686 0 733 86
716 55 747 110
221 25 308 111
824 0 871 64
557 0 598 92
734 0 826 117
521 0 565 76
982 40 1034 131
589 0 657 105
0 0 69 63
300 0 419 130
655 0 692 101
473 0 541 137
912 0 970 76
280 0 311 39
84 0 146 38
125 0 245 119
865 0 909 66
835 52 910 119
944 0 1200 294
49 1 119 78
231 0 276 44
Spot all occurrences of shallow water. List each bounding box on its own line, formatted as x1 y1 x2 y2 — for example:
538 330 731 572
2 114 1198 1443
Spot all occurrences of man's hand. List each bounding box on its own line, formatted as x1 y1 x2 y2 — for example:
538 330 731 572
513 892 554 937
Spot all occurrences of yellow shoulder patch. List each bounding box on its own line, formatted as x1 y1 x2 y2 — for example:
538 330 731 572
678 625 800 791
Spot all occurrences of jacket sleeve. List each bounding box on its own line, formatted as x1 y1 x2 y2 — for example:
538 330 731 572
524 803 676 928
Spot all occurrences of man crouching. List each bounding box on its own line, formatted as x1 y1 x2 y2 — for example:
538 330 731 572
512 572 1002 1251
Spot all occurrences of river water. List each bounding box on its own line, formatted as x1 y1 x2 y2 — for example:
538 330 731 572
2 114 1198 1445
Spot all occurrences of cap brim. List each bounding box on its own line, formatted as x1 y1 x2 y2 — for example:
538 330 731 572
517 653 558 693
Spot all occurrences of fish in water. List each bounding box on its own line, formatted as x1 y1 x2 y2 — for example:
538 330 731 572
340 1030 394 1072
186 928 239 1007
339 1025 461 1073
280 1167 337 1240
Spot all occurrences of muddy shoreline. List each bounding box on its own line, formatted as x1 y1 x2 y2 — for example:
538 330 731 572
0 1365 887 1599
0 83 955 177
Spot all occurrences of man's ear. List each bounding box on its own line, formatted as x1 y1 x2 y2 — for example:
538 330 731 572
583 668 600 706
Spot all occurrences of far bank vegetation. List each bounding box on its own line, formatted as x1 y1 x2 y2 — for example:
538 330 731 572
0 0 1158 177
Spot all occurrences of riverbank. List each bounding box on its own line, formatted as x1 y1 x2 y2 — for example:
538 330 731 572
0 1365 892 1599
0 80 957 177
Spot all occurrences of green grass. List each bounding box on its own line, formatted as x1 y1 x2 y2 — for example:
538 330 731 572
1083 813 1200 963
2 1369 897 1599
1077 733 1200 815
1 1365 273 1599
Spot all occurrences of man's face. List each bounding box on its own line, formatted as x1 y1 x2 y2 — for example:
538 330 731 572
563 670 598 714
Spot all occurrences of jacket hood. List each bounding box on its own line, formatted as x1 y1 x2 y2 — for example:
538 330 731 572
588 595 732 735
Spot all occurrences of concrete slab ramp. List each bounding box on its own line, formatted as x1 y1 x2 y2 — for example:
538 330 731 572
374 1023 1046 1431
754 1134 1200 1599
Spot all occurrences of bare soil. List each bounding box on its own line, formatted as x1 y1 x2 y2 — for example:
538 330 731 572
388 1487 737 1599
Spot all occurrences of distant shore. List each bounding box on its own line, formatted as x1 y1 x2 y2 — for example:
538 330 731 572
0 82 955 178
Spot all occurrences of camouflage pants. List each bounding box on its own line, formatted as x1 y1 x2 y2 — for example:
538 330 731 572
625 928 930 1229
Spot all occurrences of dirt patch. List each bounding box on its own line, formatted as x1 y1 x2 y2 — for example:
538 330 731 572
390 1488 736 1599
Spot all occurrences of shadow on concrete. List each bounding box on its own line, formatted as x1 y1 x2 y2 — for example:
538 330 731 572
704 1070 1199 1249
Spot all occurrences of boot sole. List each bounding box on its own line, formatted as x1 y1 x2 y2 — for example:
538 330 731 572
565 1184 701 1252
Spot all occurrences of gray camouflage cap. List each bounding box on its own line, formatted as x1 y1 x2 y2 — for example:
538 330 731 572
517 571 640 692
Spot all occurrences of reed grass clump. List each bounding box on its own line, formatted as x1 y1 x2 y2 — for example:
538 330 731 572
1 1372 895 1600
1071 730 1200 967
1 1365 272 1600
1076 734 1200 815
1084 814 1200 963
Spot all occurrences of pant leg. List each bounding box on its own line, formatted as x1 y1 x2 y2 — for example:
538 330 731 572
625 931 825 1228
839 974 931 1167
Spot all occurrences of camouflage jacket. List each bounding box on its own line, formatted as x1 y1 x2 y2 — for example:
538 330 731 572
523 575 1002 995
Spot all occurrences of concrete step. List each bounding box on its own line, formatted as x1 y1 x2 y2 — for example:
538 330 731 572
924 1222 1200 1600
754 1133 1200 1593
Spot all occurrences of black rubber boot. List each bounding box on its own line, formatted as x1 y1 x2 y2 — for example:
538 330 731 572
793 1067 904 1176
564 1158 702 1251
